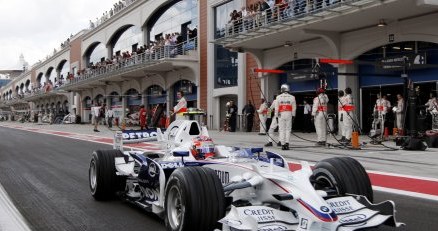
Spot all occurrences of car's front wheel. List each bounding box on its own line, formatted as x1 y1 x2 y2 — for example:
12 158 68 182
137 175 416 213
89 150 126 200
164 167 225 231
312 157 373 202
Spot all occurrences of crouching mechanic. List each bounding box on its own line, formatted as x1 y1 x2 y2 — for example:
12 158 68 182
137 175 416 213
312 88 329 146
275 84 296 150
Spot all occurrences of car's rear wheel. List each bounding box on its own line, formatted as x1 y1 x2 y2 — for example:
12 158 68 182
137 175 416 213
89 150 126 200
313 157 373 202
164 167 225 231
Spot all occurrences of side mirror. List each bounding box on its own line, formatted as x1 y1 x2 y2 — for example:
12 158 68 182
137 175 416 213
173 151 190 157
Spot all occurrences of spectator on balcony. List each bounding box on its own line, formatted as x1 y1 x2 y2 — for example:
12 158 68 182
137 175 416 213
260 0 271 24
188 26 197 39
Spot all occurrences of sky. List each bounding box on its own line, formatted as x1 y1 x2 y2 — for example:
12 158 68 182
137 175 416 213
0 0 117 70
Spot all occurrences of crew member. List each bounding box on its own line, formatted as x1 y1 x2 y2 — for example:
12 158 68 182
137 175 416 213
338 90 345 140
275 84 296 150
265 95 279 147
242 100 255 132
91 102 102 132
342 87 355 143
257 99 268 135
228 100 238 132
303 100 312 133
312 88 329 146
373 93 388 136
139 105 147 130
106 105 114 128
173 90 187 120
395 94 404 130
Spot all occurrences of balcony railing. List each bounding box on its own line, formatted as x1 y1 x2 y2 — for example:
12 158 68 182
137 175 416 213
61 37 198 88
215 0 381 40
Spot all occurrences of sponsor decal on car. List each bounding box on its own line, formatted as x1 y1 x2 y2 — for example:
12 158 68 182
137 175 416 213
160 162 184 169
222 219 242 227
243 208 276 222
122 129 158 140
339 214 368 224
258 224 288 231
326 197 365 215
234 206 298 225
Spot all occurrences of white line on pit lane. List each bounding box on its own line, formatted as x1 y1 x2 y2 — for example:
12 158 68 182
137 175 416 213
0 184 31 231
373 186 438 202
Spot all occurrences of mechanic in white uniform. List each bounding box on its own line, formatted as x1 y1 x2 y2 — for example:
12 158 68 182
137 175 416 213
373 93 388 134
173 90 187 120
265 95 279 147
257 99 269 135
338 90 345 141
312 88 329 146
275 84 296 150
395 94 404 130
342 87 355 143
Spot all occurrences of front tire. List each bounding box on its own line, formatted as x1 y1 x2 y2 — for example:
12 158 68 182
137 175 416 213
164 167 225 231
313 157 373 202
89 150 126 200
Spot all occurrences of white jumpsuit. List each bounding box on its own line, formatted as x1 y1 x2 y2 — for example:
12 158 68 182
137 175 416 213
257 102 268 133
374 98 389 131
342 94 354 140
275 93 296 145
396 98 404 129
268 99 278 143
312 93 329 142
338 96 345 137
174 96 187 120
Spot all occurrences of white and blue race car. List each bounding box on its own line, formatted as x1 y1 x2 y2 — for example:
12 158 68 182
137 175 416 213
89 120 404 231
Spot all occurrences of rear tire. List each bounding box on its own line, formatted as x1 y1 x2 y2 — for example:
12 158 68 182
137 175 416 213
164 167 225 231
313 157 373 202
89 150 126 200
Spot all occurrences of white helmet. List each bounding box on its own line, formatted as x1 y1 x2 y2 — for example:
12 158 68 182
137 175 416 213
281 84 290 93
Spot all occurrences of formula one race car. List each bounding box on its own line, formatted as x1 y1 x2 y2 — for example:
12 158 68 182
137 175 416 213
89 120 403 231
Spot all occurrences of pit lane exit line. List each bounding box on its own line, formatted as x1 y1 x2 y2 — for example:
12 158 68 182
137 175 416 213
1 124 437 200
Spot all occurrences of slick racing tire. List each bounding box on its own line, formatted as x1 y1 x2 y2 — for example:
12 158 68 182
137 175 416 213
89 150 126 200
313 157 373 202
164 167 225 231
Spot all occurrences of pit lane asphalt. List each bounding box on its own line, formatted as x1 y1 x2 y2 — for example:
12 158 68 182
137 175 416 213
0 126 437 230
0 126 165 231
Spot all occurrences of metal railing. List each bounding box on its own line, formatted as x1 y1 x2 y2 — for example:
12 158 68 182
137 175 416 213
216 0 379 39
61 37 198 88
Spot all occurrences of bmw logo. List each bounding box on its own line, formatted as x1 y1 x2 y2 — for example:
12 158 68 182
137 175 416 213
320 206 330 213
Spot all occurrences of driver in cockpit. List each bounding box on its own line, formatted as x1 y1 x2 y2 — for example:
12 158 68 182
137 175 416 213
191 136 215 160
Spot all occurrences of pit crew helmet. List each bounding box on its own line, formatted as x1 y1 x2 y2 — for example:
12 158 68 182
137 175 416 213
280 84 290 93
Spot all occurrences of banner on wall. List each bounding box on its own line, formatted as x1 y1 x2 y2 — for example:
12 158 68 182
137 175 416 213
377 53 427 71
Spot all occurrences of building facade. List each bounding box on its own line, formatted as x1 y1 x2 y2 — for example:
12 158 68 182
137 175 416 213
1 0 438 131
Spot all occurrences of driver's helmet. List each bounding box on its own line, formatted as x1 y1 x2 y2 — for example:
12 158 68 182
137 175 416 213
191 136 215 160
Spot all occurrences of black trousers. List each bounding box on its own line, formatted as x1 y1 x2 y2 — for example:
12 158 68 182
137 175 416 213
246 114 254 132
229 115 237 132
107 117 113 128
304 114 312 132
